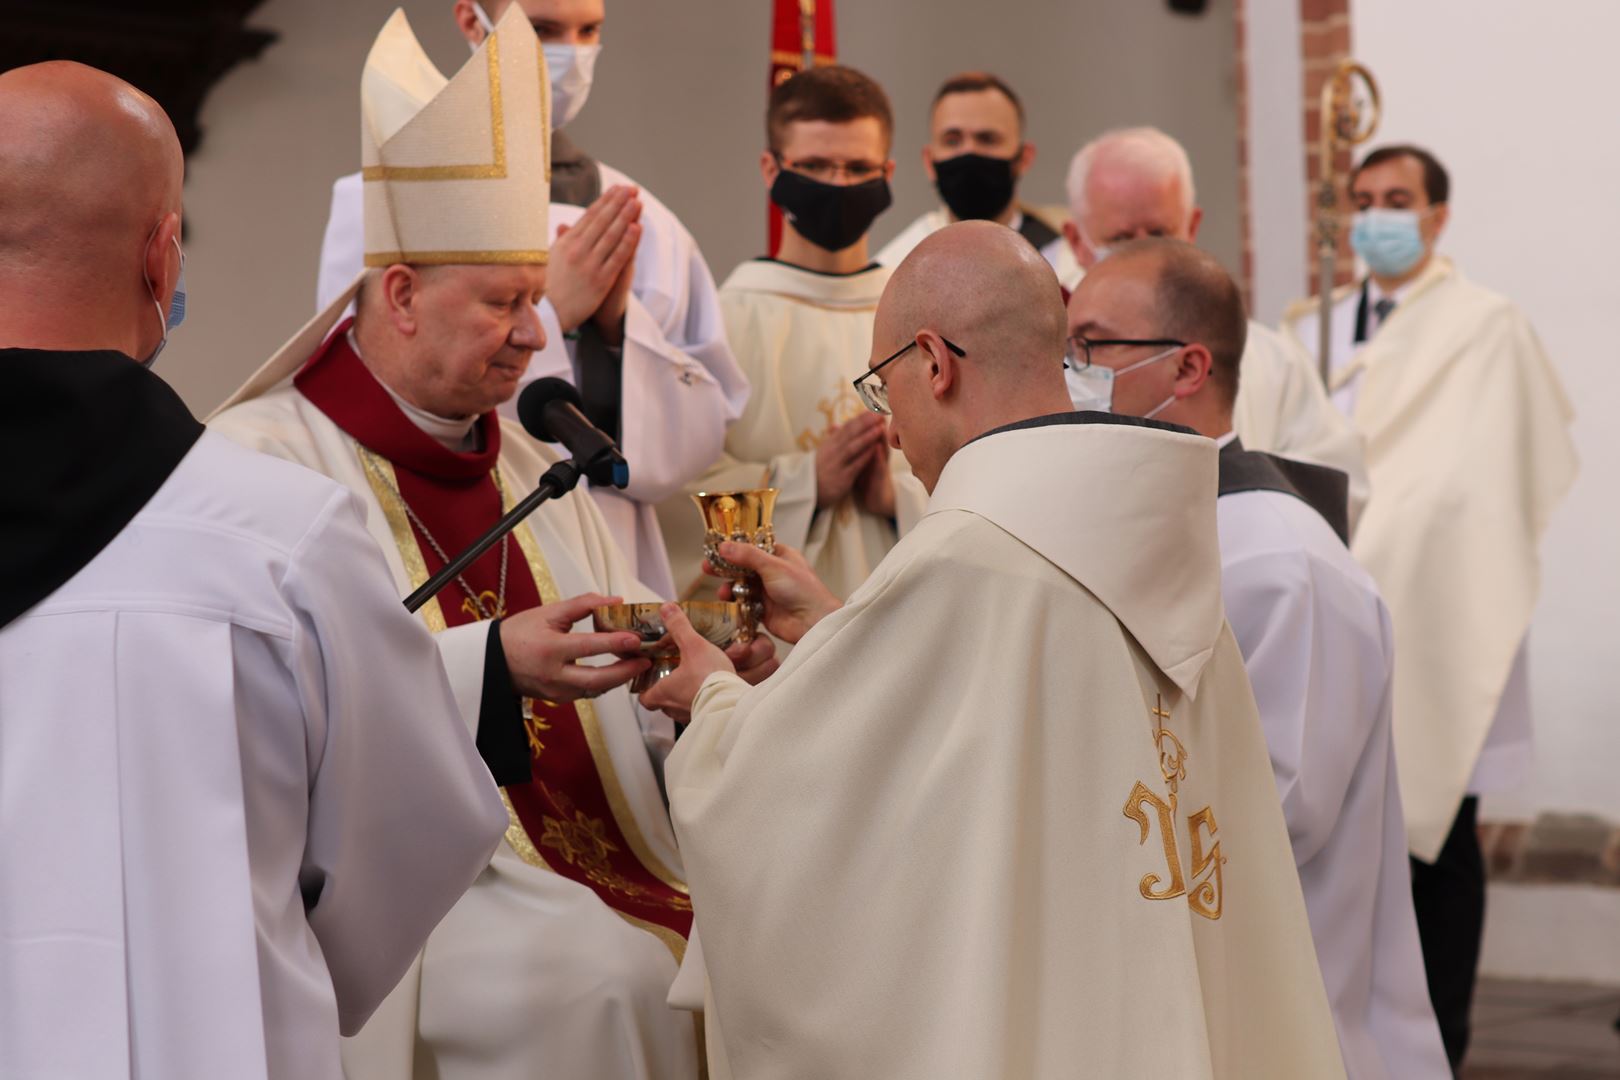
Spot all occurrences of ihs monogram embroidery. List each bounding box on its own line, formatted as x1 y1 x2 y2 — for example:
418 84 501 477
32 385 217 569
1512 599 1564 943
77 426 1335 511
1122 694 1226 920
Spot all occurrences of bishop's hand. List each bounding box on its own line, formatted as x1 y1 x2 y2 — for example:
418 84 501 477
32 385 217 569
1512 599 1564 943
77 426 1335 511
499 593 650 702
639 603 737 723
711 541 841 645
548 186 642 346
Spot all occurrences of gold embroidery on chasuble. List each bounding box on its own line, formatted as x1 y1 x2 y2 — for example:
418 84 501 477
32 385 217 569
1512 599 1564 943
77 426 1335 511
356 446 692 960
1121 694 1227 920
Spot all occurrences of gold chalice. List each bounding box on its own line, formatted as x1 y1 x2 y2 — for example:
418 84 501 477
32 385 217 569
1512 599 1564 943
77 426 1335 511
692 488 778 643
593 600 743 693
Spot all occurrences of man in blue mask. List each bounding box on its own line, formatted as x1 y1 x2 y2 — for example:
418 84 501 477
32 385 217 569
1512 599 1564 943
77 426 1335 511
1283 144 1579 1073
663 65 930 607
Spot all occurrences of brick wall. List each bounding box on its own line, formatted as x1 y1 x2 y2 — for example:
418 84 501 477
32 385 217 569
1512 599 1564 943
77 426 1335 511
1300 0 1356 295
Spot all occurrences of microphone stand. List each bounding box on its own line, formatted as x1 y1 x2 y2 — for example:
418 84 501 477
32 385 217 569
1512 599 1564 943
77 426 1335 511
403 459 582 613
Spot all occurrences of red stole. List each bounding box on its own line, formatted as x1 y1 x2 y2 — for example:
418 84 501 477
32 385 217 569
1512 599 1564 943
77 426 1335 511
296 327 692 955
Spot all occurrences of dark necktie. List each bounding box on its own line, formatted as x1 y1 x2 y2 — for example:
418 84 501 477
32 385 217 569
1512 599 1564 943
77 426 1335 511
1373 297 1397 327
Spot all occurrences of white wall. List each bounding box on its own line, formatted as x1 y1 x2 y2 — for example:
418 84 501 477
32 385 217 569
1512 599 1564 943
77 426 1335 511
1240 0 1307 324
162 0 1243 415
1345 0 1620 826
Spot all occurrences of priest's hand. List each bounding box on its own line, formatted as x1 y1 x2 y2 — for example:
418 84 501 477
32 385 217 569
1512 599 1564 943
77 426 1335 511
725 634 780 686
499 593 651 702
639 603 736 722
854 432 896 519
815 414 886 509
711 541 841 645
548 185 642 345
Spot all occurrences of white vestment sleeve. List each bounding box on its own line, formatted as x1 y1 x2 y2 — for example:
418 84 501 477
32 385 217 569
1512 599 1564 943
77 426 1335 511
1222 546 1365 863
433 622 494 738
316 174 363 312
284 491 506 1035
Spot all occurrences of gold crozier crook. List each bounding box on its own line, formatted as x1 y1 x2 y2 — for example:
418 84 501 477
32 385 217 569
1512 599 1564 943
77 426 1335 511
1314 59 1381 386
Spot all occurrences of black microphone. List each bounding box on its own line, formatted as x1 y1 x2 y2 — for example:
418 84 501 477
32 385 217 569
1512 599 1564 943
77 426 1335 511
401 381 630 613
518 377 629 490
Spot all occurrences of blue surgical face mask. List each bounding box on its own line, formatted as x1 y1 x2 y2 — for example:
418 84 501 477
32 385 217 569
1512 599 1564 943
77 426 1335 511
1350 208 1429 278
1064 343 1180 417
142 233 186 369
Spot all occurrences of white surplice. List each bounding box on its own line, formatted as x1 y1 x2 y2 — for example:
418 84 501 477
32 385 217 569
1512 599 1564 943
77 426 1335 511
1281 258 1578 859
0 432 506 1080
1217 482 1450 1080
659 259 928 603
210 392 699 1080
668 417 1346 1080
316 169 749 599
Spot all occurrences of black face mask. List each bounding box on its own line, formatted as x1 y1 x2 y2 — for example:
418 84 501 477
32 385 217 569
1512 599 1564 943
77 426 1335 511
933 152 1019 222
771 169 892 253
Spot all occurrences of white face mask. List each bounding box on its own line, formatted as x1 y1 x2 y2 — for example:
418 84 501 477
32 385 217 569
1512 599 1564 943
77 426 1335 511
142 232 187 369
472 3 601 129
1064 343 1180 417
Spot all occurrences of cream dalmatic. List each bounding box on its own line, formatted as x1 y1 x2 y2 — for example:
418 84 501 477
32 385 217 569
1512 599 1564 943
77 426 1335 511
1282 258 1577 859
660 259 928 602
668 416 1346 1079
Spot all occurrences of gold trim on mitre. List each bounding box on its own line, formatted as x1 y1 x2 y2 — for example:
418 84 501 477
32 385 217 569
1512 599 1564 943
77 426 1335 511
209 6 551 416
360 5 550 273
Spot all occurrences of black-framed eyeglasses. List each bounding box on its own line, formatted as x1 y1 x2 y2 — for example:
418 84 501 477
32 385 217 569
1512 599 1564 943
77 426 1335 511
853 337 966 415
771 150 887 185
1064 336 1186 369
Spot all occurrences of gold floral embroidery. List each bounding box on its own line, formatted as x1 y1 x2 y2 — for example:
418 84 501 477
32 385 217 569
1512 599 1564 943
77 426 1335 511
537 784 693 912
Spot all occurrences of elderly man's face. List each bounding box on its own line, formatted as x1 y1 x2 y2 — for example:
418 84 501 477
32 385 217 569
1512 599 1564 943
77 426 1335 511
1064 256 1180 419
1072 166 1196 270
402 264 548 417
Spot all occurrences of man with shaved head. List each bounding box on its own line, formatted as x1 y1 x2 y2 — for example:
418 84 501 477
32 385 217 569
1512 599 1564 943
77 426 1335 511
0 62 505 1080
1068 237 1451 1079
637 222 1346 1078
1062 126 1369 527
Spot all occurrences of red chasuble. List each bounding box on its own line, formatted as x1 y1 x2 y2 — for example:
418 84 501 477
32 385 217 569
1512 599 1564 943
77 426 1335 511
295 325 692 953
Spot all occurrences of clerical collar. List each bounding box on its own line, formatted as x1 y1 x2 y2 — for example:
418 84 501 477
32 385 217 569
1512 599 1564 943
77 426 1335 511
969 410 1195 447
1213 430 1238 449
294 319 500 482
1 347 203 629
347 329 483 453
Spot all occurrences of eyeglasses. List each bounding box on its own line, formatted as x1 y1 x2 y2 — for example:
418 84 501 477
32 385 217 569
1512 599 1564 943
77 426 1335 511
773 151 886 185
852 337 966 415
1064 336 1186 369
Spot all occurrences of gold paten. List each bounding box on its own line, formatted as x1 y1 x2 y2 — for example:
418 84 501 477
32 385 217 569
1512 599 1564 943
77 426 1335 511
593 601 743 694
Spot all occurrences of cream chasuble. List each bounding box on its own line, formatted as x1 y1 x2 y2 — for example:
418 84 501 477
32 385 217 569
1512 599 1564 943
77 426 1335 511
658 259 928 602
1281 258 1578 860
667 416 1346 1080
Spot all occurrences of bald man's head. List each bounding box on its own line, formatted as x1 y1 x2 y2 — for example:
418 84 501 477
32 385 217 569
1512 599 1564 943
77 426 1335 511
869 220 1072 490
0 62 183 355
